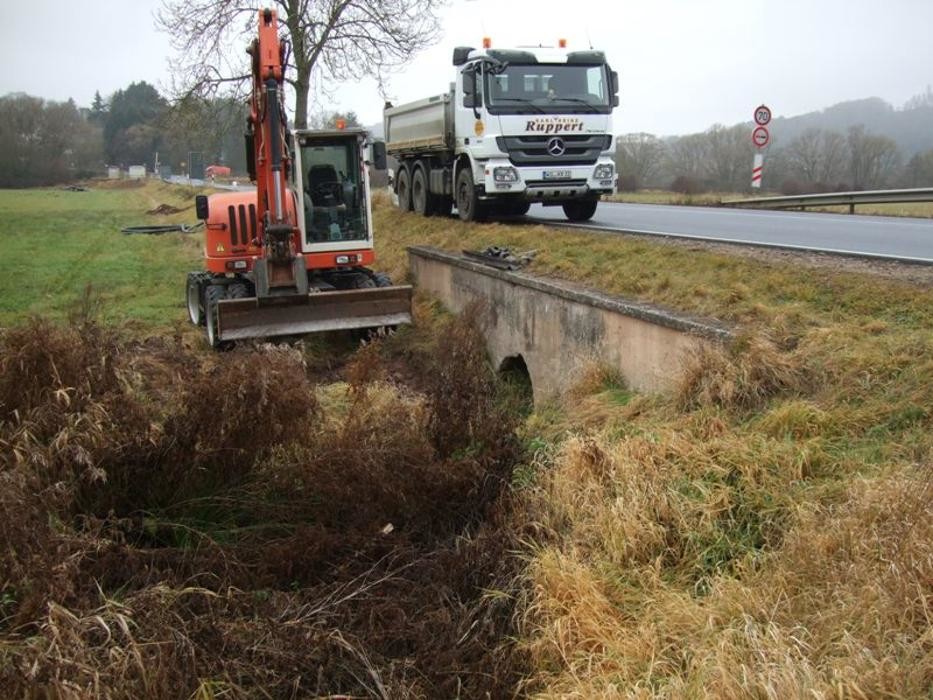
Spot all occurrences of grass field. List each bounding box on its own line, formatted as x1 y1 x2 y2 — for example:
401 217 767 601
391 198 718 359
2 181 931 697
0 180 201 327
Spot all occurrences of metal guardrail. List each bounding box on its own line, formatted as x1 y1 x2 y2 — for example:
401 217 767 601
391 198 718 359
721 187 933 214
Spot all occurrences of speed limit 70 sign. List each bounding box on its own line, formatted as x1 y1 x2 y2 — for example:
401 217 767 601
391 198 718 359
754 104 772 126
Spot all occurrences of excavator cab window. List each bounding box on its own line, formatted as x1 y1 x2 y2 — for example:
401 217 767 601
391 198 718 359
300 137 367 244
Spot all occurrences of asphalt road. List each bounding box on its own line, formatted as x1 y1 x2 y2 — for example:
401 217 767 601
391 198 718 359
526 201 933 264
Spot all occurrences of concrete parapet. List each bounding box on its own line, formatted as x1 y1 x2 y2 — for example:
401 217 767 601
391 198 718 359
408 246 732 404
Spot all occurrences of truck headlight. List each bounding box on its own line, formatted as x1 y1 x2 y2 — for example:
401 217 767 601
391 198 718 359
594 163 615 180
493 166 519 183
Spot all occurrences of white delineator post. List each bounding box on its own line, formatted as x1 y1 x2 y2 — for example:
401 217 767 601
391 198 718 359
751 152 764 189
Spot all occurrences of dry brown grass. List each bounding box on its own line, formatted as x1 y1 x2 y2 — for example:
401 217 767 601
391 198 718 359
0 311 528 698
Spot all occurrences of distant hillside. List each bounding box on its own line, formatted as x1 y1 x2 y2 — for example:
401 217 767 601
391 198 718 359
766 93 933 156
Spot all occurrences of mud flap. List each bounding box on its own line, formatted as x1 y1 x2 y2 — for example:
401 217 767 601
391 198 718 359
214 286 413 341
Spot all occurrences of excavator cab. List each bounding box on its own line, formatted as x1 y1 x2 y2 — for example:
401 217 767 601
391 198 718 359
296 130 371 246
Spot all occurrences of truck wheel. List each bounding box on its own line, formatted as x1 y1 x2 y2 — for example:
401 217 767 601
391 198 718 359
456 168 486 222
563 200 598 222
412 167 433 217
397 166 413 212
186 272 204 325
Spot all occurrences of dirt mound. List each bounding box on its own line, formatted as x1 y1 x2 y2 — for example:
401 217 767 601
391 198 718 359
0 312 526 697
146 203 185 215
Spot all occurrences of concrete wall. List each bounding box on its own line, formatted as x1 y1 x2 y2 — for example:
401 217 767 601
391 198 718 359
409 247 731 404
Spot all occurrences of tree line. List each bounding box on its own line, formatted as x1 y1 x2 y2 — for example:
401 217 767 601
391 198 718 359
0 81 364 188
615 91 933 194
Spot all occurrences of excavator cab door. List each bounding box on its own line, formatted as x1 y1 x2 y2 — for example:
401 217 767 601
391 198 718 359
294 131 373 253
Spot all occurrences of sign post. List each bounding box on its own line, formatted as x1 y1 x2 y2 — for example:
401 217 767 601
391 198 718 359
751 104 771 189
751 152 764 189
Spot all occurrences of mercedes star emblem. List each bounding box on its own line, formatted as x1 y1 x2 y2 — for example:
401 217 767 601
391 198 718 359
546 137 566 156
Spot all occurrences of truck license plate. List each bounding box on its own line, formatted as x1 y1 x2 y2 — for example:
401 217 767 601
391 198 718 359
542 169 571 180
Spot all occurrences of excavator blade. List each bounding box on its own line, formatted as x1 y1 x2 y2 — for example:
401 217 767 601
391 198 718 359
215 286 413 341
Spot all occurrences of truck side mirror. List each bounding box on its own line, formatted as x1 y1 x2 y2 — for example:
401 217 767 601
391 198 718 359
611 70 620 107
370 141 387 170
462 68 481 109
452 46 474 66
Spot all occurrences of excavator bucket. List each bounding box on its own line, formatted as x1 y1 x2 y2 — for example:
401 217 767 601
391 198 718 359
214 285 413 342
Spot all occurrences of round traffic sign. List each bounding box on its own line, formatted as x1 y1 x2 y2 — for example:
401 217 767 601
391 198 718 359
752 125 770 148
754 104 772 126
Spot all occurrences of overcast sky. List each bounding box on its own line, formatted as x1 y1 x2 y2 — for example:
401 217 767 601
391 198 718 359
2 0 931 136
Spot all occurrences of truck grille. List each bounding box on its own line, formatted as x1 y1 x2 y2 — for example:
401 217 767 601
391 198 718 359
497 134 611 167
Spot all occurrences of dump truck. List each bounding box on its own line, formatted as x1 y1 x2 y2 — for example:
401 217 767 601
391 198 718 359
384 40 619 222
185 8 411 348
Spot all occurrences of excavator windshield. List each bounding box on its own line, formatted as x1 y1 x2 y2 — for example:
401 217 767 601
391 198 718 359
299 136 368 244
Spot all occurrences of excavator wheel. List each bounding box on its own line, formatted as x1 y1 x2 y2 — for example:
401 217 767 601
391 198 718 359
186 272 208 325
369 272 393 288
353 271 397 342
226 281 250 299
204 284 232 350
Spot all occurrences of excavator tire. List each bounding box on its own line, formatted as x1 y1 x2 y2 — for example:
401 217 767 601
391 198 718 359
370 272 393 288
186 272 206 325
204 284 231 350
226 281 250 299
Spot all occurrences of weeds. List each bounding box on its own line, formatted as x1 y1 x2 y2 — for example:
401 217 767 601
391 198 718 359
0 313 527 698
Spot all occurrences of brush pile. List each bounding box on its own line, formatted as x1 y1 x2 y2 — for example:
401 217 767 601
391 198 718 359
0 312 525 698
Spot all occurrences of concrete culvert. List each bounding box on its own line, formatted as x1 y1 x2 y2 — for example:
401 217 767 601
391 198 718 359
499 354 534 414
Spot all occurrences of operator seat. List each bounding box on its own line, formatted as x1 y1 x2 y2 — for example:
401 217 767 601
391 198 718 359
307 164 341 206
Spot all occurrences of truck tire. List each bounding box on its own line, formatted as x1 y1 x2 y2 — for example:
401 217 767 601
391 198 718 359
562 200 598 222
411 166 433 217
456 168 486 222
396 166 413 212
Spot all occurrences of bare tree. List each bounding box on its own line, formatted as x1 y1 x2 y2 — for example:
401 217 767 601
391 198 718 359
615 133 666 189
787 128 847 186
847 125 901 189
705 124 751 192
157 0 446 129
665 132 709 183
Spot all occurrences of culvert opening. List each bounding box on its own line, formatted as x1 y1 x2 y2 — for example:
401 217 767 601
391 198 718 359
499 354 534 415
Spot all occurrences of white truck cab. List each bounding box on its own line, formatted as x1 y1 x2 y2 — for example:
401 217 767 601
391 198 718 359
385 41 619 222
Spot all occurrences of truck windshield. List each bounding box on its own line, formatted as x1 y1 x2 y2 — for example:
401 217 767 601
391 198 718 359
300 138 368 244
485 63 611 114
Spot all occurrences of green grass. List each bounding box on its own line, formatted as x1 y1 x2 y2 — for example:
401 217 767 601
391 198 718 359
0 181 201 327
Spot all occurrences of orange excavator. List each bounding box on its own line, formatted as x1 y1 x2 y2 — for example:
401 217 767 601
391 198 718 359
185 8 411 347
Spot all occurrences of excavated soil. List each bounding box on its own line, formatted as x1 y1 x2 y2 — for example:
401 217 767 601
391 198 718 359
146 203 186 215
0 312 529 698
